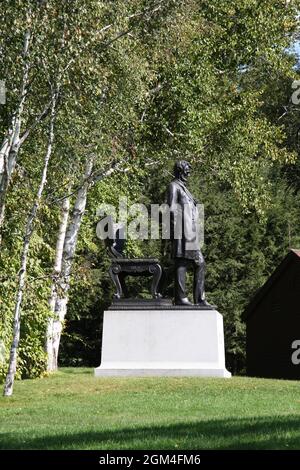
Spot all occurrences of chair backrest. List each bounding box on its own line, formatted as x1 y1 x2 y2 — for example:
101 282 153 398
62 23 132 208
101 217 126 258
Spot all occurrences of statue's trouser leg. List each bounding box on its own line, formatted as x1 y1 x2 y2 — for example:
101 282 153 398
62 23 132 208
175 258 188 302
193 255 206 304
158 264 174 297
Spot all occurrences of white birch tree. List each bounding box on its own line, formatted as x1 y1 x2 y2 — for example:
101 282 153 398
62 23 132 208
45 195 70 371
3 91 58 396
0 23 31 238
46 156 94 371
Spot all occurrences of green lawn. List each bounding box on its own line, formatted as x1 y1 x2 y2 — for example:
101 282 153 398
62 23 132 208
0 368 300 450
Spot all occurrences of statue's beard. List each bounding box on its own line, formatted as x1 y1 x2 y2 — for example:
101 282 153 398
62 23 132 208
179 173 189 182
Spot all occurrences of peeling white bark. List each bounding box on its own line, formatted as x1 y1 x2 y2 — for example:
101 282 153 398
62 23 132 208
0 28 31 238
45 195 70 371
3 94 57 397
49 156 94 371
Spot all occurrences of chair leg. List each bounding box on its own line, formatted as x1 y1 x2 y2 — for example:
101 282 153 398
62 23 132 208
109 265 123 299
150 263 162 298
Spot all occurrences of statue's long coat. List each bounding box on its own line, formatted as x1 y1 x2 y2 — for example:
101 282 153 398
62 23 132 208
166 179 201 259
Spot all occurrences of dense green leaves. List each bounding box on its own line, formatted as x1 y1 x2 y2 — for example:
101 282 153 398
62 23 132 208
1 0 300 379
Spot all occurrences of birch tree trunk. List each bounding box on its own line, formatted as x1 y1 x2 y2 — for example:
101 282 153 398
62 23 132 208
0 28 31 239
49 156 94 371
3 94 57 397
45 195 70 371
0 138 10 233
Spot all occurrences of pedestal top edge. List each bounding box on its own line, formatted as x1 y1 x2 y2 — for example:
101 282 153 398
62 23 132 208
107 306 218 311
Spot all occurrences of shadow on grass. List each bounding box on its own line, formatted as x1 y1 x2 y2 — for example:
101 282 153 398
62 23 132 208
1 415 300 450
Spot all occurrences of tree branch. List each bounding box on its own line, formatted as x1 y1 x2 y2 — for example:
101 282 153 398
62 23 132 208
19 98 53 146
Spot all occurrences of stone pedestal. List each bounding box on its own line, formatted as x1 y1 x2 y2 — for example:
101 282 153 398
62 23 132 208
95 304 231 378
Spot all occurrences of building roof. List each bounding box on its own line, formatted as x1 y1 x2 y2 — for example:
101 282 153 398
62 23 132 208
242 249 300 321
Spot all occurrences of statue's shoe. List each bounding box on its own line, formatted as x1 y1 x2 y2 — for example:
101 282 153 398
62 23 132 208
175 297 193 306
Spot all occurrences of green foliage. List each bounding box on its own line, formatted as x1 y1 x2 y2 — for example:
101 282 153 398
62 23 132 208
1 0 300 380
193 175 300 373
138 0 299 213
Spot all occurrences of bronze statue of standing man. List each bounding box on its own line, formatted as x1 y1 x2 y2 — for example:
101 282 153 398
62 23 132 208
166 160 211 307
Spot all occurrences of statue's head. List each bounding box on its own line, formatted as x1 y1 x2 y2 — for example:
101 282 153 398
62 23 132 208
173 160 191 182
